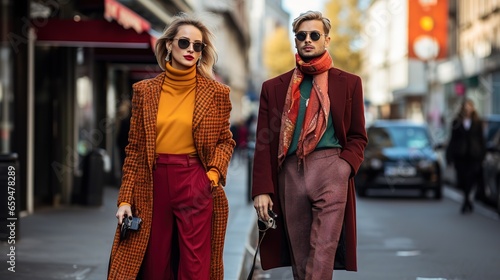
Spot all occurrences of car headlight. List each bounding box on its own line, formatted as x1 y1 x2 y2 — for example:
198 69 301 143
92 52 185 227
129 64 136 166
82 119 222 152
370 158 383 169
418 159 434 169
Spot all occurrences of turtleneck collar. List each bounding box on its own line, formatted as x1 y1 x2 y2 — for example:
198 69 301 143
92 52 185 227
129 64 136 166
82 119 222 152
165 62 197 84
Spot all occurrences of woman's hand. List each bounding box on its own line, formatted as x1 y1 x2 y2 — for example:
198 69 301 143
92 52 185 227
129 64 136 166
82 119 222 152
254 194 273 221
116 204 132 225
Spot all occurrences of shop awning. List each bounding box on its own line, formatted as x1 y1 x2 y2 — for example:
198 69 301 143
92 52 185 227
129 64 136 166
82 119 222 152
104 0 151 34
34 18 154 49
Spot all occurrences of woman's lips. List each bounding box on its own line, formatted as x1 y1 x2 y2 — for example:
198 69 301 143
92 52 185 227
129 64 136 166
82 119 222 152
184 55 194 61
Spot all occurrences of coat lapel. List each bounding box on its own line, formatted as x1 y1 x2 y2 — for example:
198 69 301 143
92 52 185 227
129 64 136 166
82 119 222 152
328 68 347 145
144 73 165 171
193 75 214 132
274 70 294 114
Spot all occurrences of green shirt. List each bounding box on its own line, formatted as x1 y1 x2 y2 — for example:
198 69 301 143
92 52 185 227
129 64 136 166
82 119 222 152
287 75 342 156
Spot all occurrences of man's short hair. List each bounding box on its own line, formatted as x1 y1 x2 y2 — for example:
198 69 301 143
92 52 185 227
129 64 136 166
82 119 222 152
292 10 331 34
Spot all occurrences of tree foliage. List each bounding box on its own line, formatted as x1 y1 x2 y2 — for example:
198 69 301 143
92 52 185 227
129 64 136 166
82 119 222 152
262 26 295 79
324 0 362 73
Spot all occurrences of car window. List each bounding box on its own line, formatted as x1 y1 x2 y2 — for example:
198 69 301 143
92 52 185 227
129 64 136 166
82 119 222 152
368 126 430 149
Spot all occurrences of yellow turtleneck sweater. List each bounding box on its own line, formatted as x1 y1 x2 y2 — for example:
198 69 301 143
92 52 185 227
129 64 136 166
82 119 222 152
118 63 219 208
156 63 197 154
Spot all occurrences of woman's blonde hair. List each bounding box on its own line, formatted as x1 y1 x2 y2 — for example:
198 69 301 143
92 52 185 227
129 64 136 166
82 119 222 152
292 10 331 34
155 12 217 79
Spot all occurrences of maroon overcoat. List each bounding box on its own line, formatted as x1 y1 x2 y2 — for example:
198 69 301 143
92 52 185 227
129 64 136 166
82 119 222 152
251 67 367 271
107 72 235 279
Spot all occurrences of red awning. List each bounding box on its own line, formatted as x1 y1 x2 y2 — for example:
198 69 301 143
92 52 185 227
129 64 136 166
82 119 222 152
34 19 152 49
104 0 151 34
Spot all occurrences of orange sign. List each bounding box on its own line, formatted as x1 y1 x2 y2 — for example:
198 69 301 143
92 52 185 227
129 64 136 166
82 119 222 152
408 0 447 60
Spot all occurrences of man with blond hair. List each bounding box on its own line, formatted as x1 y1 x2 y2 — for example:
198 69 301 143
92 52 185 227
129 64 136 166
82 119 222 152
252 10 367 279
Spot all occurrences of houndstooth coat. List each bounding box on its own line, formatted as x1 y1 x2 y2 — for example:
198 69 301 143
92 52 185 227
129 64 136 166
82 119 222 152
107 72 235 279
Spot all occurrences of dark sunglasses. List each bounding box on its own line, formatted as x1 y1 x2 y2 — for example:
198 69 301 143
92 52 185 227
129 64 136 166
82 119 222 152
295 31 327 42
173 38 206 52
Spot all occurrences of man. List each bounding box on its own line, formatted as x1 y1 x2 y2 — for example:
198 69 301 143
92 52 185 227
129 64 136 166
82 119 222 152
252 11 367 279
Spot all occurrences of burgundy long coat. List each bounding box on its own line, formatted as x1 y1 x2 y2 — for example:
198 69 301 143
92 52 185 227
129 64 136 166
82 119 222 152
108 72 235 279
252 67 367 271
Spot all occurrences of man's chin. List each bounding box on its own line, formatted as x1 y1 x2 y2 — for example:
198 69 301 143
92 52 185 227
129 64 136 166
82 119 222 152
299 52 322 61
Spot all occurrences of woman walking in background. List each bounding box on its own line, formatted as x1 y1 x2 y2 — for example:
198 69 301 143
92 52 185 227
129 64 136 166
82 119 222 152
108 12 235 279
446 98 486 214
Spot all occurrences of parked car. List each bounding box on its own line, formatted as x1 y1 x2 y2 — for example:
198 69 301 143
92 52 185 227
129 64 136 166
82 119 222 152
355 120 442 199
476 115 500 214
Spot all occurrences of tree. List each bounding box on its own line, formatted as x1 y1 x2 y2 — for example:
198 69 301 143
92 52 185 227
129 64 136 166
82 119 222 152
263 26 295 79
324 0 363 73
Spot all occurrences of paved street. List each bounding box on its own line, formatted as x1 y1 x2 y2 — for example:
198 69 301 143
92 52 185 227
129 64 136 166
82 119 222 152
251 187 500 280
0 154 255 280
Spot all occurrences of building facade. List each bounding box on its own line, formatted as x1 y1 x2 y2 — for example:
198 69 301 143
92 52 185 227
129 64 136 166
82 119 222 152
437 0 500 120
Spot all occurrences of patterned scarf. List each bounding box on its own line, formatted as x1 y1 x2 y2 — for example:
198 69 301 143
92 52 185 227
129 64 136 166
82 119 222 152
278 51 333 167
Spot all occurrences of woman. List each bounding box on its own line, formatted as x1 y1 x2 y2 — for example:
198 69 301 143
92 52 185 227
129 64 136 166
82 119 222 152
108 13 235 279
446 98 485 214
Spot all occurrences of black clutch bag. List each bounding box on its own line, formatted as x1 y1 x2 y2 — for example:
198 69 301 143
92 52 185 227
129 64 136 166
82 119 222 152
120 215 142 241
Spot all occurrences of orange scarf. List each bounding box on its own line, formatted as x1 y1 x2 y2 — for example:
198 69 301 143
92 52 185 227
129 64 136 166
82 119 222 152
278 51 333 167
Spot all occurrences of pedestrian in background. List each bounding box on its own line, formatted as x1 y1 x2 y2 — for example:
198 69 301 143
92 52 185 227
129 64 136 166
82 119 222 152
107 12 235 280
251 10 367 279
446 98 486 214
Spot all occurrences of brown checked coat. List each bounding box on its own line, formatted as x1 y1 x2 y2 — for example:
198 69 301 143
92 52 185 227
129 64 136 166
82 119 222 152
108 72 235 280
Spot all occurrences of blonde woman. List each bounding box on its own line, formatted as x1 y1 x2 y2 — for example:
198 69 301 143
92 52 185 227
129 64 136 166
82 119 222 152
108 12 235 279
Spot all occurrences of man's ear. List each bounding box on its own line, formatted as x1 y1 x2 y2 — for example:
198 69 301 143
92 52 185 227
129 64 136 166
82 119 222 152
324 35 331 48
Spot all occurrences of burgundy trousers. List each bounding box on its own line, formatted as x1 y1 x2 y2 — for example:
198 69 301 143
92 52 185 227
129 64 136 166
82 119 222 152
279 148 350 280
142 154 213 280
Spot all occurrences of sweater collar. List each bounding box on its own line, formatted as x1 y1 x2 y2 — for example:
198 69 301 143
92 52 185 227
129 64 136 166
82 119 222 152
165 62 196 83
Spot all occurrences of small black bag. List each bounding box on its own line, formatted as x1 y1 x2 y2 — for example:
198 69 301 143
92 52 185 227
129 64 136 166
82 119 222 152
247 209 278 280
120 215 142 241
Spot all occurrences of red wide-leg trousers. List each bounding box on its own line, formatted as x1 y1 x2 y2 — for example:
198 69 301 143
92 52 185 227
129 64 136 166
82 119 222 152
142 154 213 280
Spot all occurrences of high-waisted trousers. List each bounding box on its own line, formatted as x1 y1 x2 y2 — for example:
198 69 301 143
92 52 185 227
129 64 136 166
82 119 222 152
279 148 349 280
142 153 213 280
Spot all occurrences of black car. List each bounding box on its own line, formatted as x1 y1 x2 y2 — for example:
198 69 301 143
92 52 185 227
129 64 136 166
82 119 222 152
355 120 442 199
476 114 500 214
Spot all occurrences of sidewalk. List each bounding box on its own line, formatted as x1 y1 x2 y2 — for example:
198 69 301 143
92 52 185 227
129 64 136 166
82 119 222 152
0 155 256 279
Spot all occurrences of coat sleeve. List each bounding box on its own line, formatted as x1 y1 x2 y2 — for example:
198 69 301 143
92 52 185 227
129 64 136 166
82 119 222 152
207 86 235 186
251 83 276 197
339 76 368 177
117 83 145 206
445 119 459 164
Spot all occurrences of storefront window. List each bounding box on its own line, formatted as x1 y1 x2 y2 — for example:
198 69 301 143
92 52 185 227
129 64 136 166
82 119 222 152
76 75 94 156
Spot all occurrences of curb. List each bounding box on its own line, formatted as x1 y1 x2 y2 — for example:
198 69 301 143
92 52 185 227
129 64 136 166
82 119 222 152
239 220 258 280
223 203 257 280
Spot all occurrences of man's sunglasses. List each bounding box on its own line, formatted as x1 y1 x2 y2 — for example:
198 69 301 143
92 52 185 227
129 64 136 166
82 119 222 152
295 31 327 42
173 38 206 52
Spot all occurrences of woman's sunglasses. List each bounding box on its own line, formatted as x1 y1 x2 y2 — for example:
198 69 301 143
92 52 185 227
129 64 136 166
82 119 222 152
173 38 206 52
295 31 327 42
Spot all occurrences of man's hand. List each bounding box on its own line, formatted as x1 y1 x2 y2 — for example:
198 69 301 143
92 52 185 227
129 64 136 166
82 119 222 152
116 204 132 225
254 194 274 221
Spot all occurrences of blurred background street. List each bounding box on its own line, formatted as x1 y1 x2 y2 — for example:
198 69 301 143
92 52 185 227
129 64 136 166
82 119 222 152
1 0 500 279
